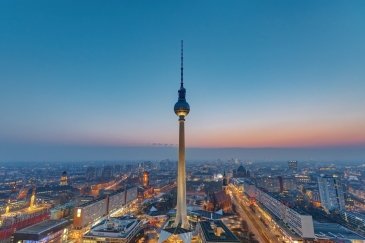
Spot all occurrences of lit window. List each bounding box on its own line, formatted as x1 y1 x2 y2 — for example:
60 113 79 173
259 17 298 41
77 208 82 217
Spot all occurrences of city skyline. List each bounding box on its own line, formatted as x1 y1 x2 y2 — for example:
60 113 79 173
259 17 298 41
1 0 365 161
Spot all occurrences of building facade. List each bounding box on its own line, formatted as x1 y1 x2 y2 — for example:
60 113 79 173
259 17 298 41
318 175 345 212
237 179 315 239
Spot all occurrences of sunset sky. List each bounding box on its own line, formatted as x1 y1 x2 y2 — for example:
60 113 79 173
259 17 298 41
1 1 364 161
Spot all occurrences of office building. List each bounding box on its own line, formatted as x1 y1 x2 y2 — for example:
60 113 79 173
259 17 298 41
83 215 143 243
60 171 68 186
74 197 108 230
237 180 315 239
73 187 137 230
318 175 345 212
13 219 70 243
140 171 150 188
288 161 298 171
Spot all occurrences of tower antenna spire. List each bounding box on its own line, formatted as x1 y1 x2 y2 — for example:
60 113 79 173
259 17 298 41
180 40 183 87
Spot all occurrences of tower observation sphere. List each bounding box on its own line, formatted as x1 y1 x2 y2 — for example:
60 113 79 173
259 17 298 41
174 88 190 117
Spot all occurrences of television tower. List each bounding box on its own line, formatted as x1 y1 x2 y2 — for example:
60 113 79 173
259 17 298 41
173 40 190 229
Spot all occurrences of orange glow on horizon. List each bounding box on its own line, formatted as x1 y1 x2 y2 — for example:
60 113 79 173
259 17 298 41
20 117 365 149
186 119 365 148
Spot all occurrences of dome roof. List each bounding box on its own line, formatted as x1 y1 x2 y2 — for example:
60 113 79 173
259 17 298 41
237 165 246 172
174 100 190 116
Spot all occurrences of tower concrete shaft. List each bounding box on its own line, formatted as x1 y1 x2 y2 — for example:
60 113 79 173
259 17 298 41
174 116 189 228
173 40 190 229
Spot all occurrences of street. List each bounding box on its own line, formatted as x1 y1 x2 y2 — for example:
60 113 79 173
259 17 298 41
228 184 286 243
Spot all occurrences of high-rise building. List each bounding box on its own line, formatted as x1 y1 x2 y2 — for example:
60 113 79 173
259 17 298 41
281 176 297 192
125 164 133 172
159 160 172 171
114 164 122 175
318 175 345 212
222 171 228 192
60 171 68 186
140 171 150 188
86 167 96 181
256 176 281 193
288 160 298 171
102 166 113 180
29 187 36 208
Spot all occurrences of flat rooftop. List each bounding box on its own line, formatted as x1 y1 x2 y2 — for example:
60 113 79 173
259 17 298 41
191 210 224 220
13 219 70 241
85 215 141 239
314 222 365 241
15 219 69 235
79 195 106 207
199 220 240 242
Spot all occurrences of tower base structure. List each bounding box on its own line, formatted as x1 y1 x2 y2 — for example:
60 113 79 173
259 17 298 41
158 227 192 243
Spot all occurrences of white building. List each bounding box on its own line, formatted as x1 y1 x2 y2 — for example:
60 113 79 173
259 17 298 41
257 190 315 238
237 180 315 239
74 197 108 229
83 215 142 243
318 175 345 212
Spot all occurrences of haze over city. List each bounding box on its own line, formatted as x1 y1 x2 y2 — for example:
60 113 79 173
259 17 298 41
1 0 365 161
2 2 365 243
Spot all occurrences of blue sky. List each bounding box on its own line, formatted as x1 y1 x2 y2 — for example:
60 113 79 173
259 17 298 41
0 1 364 161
